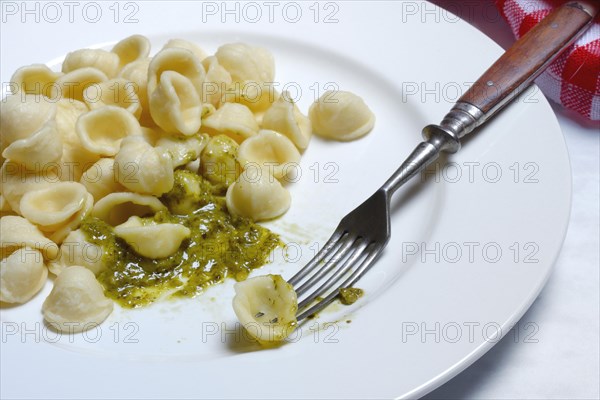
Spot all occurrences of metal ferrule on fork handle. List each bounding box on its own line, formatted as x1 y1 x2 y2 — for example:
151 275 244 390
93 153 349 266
423 102 485 151
380 101 484 197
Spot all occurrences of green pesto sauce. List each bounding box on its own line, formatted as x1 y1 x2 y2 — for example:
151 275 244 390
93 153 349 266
338 287 364 305
80 170 281 308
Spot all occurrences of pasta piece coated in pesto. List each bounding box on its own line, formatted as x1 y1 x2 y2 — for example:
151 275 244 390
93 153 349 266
233 274 298 344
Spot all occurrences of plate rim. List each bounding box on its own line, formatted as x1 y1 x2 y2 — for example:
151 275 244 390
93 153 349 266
0 2 572 398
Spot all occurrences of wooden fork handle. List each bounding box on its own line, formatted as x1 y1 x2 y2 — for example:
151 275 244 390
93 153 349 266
459 1 598 117
422 1 598 153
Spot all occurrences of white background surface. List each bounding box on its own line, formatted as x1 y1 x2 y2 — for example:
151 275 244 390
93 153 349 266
0 1 598 399
426 1 600 399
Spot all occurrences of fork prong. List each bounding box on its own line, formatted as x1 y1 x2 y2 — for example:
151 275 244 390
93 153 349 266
288 229 345 286
297 238 369 309
294 232 356 296
296 243 384 321
337 242 385 290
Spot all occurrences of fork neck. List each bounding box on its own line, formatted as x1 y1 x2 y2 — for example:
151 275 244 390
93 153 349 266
380 126 460 198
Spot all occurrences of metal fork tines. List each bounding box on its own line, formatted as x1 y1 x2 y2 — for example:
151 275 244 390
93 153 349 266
289 231 382 320
289 139 451 322
289 188 393 321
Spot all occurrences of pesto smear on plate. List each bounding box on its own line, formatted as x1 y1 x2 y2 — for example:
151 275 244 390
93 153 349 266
80 170 281 308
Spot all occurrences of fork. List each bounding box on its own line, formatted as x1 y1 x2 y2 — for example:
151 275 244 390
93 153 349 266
288 1 598 321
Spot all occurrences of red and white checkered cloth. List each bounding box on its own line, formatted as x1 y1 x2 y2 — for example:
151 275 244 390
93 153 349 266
496 0 600 120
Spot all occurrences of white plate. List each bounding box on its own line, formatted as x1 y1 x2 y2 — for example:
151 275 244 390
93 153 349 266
0 2 571 398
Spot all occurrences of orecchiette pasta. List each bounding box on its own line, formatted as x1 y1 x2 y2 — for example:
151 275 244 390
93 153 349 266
114 216 191 259
76 105 142 157
0 94 62 170
226 167 290 221
118 58 153 126
91 192 167 226
10 64 62 97
59 146 101 183
55 99 100 181
232 274 298 343
62 48 120 79
200 134 241 190
201 102 259 143
309 91 375 141
111 34 151 70
237 130 301 180
0 162 60 214
163 38 208 62
139 126 161 145
200 56 232 107
2 121 63 170
225 81 279 113
83 78 141 119
155 133 209 168
47 192 93 245
55 99 89 147
1 247 48 304
0 94 56 153
184 158 201 174
261 92 312 151
51 67 108 102
42 266 113 333
149 71 202 135
202 103 217 118
19 182 88 231
54 102 94 179
0 195 13 216
49 229 104 276
0 216 59 260
114 136 174 196
80 158 126 201
215 43 274 83
147 47 206 97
